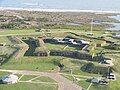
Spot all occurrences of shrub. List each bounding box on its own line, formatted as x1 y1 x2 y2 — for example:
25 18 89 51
81 63 109 75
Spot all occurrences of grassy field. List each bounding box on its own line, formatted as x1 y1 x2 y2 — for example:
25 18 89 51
45 43 81 51
0 83 57 90
0 72 58 90
0 29 36 35
20 75 56 83
1 10 120 90
32 76 56 82
0 46 17 56
1 56 59 71
62 74 120 90
0 72 9 77
0 36 12 45
0 27 120 90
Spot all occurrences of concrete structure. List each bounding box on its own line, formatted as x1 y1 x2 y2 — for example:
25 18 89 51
96 41 106 47
1 74 18 84
107 73 116 80
103 58 114 66
112 34 120 38
0 43 6 46
91 77 109 85
54 37 89 45
91 77 100 84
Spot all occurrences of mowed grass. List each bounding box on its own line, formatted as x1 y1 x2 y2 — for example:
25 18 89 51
20 75 36 81
45 43 66 50
0 46 17 56
62 74 120 90
0 36 12 45
89 78 120 90
45 43 81 51
0 29 36 35
1 56 59 71
32 76 56 83
0 82 57 90
0 72 58 90
0 72 9 77
20 75 56 83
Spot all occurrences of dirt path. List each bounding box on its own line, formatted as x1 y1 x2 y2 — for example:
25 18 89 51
0 69 82 90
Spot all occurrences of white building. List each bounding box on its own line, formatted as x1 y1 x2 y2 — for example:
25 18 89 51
1 74 19 84
91 77 100 83
112 34 120 38
80 40 90 45
107 73 116 80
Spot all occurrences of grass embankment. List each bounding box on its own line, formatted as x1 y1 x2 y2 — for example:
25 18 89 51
1 56 59 71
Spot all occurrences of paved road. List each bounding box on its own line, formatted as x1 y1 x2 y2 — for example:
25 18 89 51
0 69 82 90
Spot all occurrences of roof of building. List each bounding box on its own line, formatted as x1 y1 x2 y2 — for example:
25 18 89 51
1 74 18 83
91 77 100 83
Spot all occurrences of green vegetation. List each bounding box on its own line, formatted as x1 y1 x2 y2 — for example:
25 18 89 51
20 75 35 81
20 75 56 83
1 56 58 71
0 72 58 90
0 11 120 90
0 82 57 90
0 29 36 36
0 36 12 45
0 72 9 77
32 76 56 83
81 63 109 75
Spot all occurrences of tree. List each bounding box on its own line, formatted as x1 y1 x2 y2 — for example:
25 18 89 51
81 63 95 73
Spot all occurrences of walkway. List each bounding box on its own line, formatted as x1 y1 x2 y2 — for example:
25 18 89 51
0 69 82 90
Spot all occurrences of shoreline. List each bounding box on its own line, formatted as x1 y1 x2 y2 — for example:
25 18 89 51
0 7 120 14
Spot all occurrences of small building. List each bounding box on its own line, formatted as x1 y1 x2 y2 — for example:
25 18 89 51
75 39 90 45
96 41 106 47
91 77 109 85
0 43 6 46
103 58 114 66
53 37 90 46
104 60 113 66
91 77 100 84
107 73 116 80
99 79 109 85
80 40 90 45
1 74 19 84
112 34 120 39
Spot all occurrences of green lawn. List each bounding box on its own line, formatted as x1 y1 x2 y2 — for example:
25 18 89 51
45 43 66 50
20 75 56 83
0 72 9 77
20 75 36 81
1 56 59 71
62 74 120 90
0 72 58 90
89 79 120 90
0 82 58 90
0 29 36 35
0 36 12 45
0 46 17 56
32 76 56 83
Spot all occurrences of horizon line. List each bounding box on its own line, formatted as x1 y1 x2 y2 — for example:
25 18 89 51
0 7 120 14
